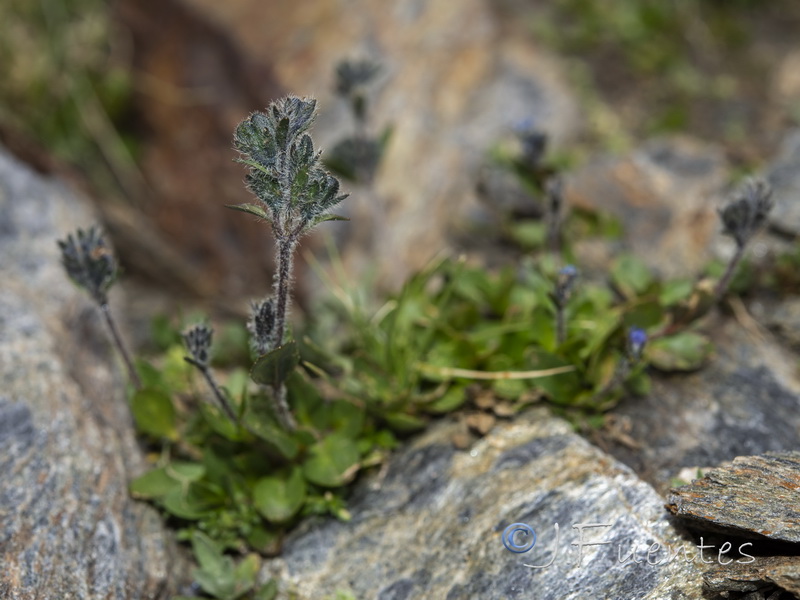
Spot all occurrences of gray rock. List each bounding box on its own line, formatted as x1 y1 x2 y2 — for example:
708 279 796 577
0 147 187 599
767 129 800 238
606 317 800 495
566 136 728 278
263 408 707 599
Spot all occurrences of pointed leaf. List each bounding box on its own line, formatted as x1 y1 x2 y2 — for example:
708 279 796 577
384 412 428 433
226 203 271 221
129 467 179 499
251 341 300 387
241 408 299 459
307 213 349 229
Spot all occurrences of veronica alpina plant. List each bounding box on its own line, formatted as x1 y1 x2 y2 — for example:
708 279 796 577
58 226 141 389
591 326 648 404
714 177 774 303
230 96 348 429
328 58 384 184
553 264 578 345
183 323 238 423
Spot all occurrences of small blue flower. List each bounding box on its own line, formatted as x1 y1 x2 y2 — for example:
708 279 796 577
627 326 648 359
559 264 578 278
555 264 579 305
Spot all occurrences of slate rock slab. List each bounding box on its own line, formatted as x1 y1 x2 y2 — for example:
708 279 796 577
667 452 800 543
0 147 186 599
263 408 708 599
703 556 800 597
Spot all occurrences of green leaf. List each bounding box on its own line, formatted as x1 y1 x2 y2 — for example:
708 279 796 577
241 408 300 459
253 468 306 523
192 531 228 578
191 532 238 599
162 482 221 520
383 412 428 433
199 401 243 442
310 400 365 437
659 279 694 306
508 221 547 250
251 341 300 388
426 385 467 414
129 462 205 500
611 254 654 298
129 467 179 499
170 462 207 481
245 526 279 555
131 388 177 440
303 434 360 487
233 554 260 590
226 203 271 221
133 359 168 393
255 580 279 600
647 332 713 371
308 214 350 228
285 370 324 426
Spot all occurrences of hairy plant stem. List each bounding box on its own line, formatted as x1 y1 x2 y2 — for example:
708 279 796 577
712 243 746 306
270 229 301 431
556 304 566 346
273 234 296 347
547 207 561 257
187 358 238 424
100 302 141 390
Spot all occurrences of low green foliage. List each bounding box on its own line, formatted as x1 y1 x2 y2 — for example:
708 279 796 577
58 90 776 599
171 532 277 600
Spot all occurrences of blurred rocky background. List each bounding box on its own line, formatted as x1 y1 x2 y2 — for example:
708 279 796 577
4 0 800 317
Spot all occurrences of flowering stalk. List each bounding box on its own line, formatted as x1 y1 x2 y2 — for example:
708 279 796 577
230 96 348 430
712 177 774 304
546 177 564 256
591 327 647 403
58 226 141 390
553 265 578 345
183 324 238 424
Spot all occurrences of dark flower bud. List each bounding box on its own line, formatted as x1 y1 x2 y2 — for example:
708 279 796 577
249 298 277 355
555 264 579 306
57 226 117 306
335 59 381 99
719 177 774 249
513 119 548 170
546 176 564 217
183 323 214 368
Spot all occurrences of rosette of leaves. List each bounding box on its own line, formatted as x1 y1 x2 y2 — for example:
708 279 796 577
231 97 348 239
